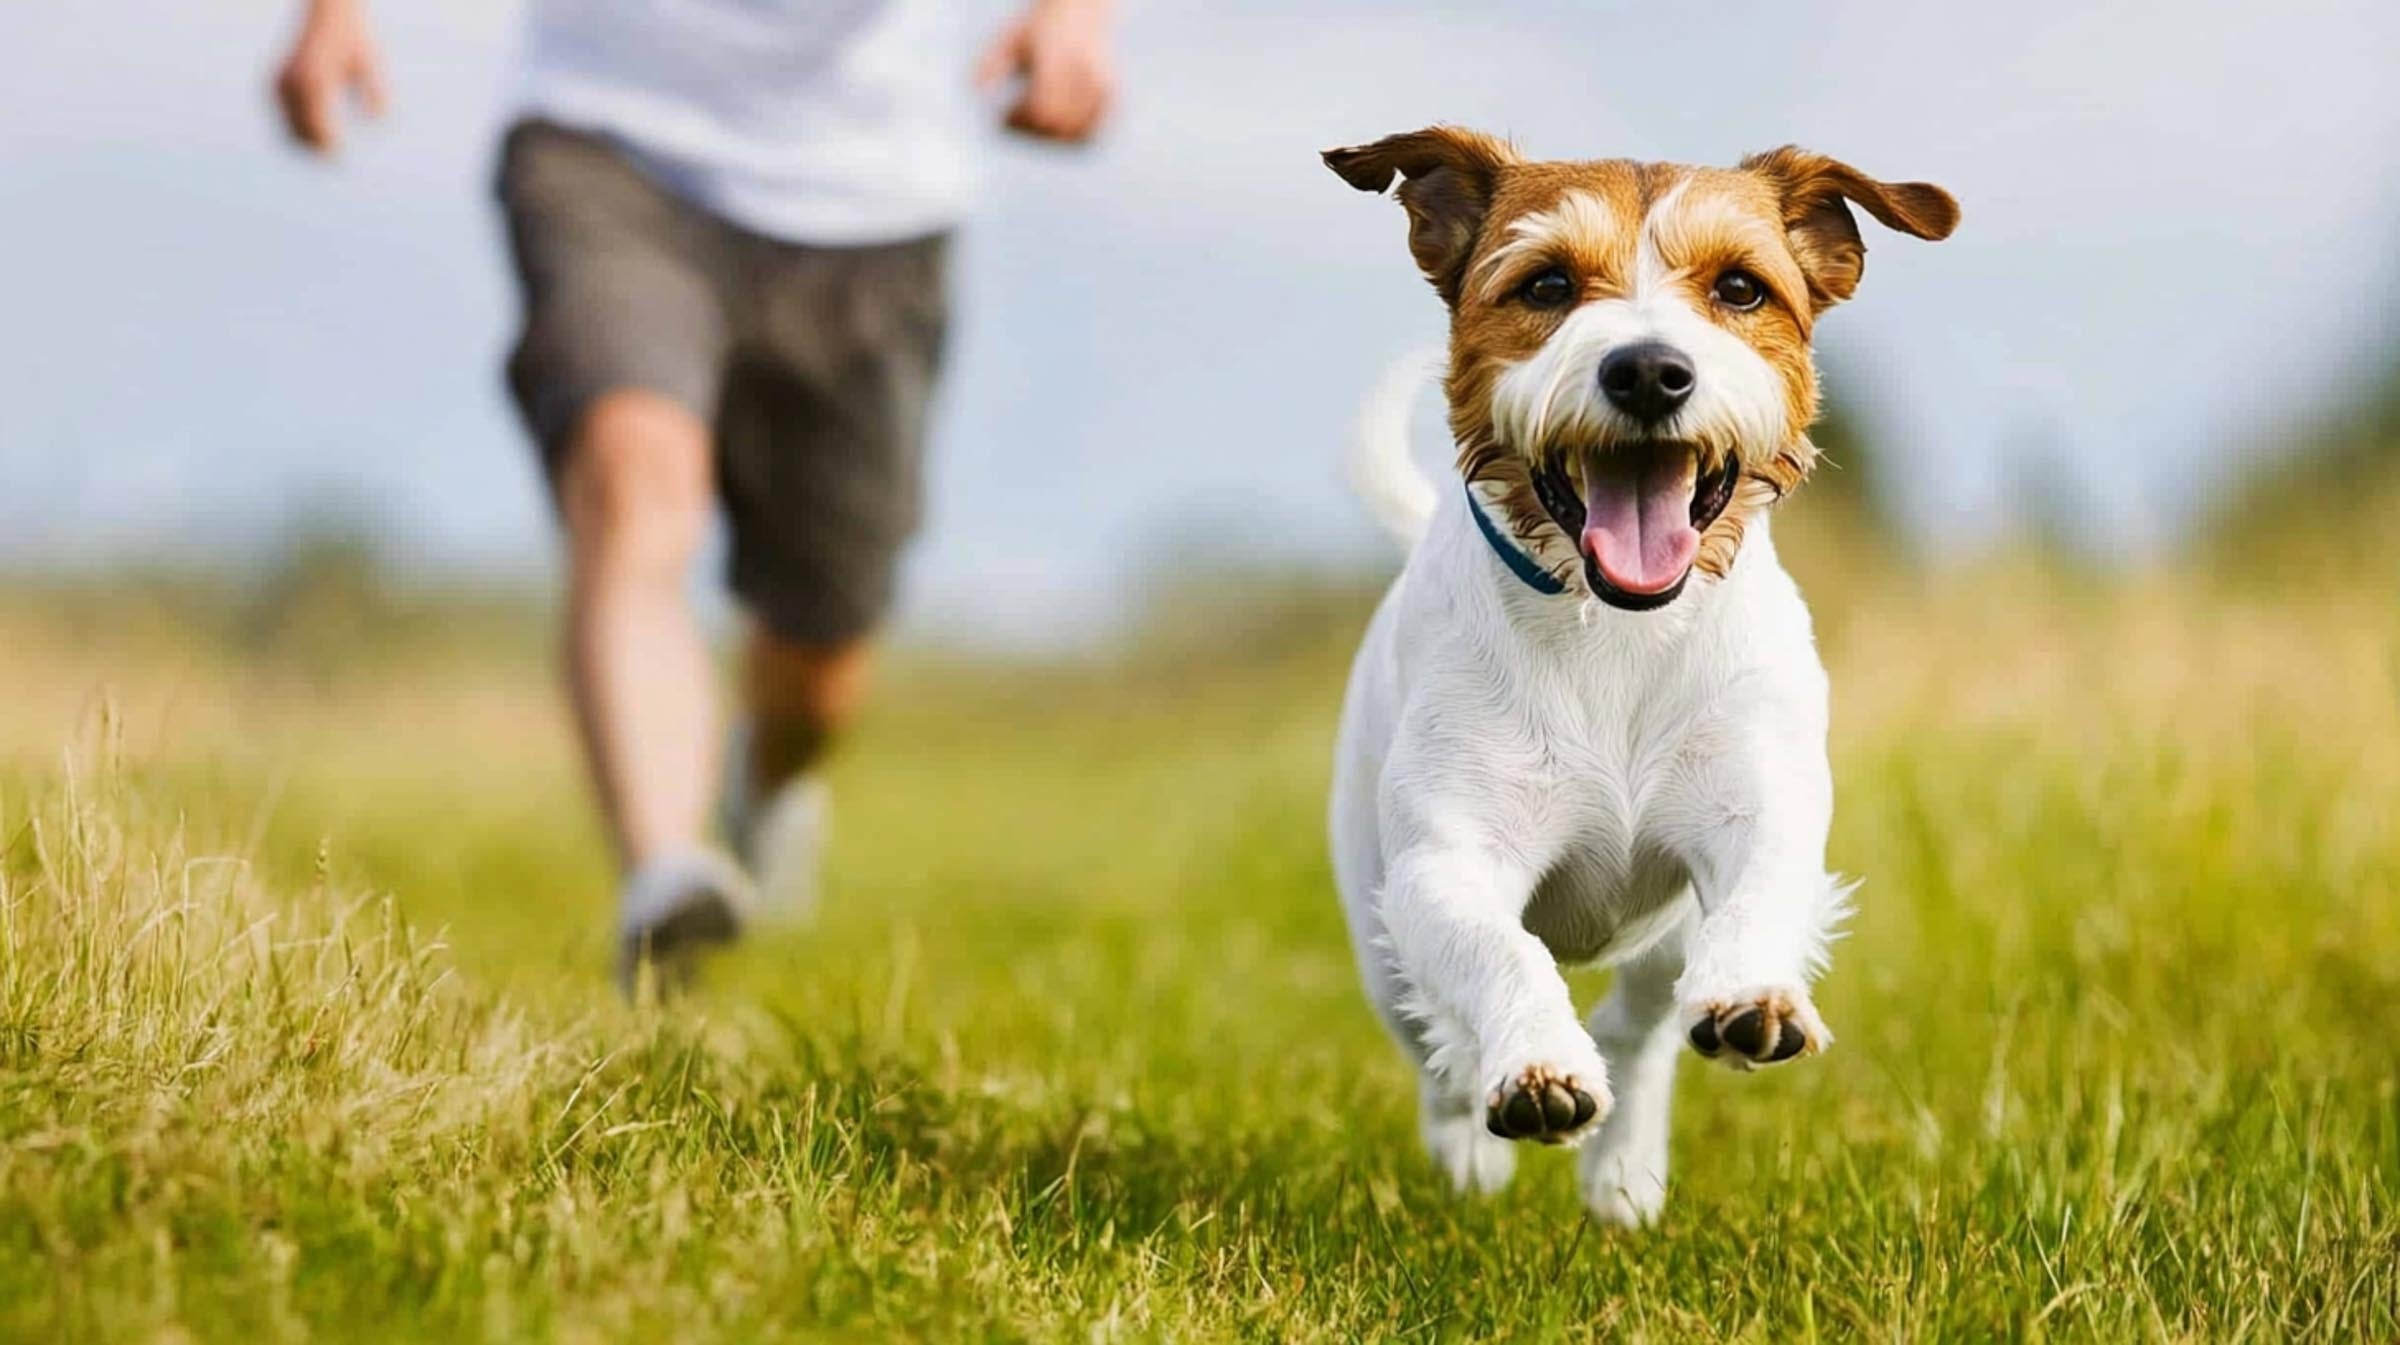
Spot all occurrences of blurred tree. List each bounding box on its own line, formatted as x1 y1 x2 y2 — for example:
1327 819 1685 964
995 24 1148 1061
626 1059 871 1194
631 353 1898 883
2196 344 2400 581
230 503 550 680
1802 380 1887 525
1772 368 1911 599
1999 416 2095 566
240 510 392 679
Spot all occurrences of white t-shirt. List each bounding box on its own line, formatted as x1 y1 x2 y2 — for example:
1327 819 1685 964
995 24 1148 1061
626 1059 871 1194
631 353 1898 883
510 0 975 246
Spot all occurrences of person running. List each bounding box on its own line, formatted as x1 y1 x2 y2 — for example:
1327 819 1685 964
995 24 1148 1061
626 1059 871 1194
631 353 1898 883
270 0 1121 991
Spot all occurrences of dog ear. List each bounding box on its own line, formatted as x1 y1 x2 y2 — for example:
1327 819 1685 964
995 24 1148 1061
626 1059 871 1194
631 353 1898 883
1324 127 1519 306
1742 146 1958 311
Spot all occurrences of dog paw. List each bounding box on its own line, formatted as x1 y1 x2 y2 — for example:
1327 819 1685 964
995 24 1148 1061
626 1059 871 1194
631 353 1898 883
1483 1061 1610 1145
1581 1150 1669 1229
1684 987 1830 1069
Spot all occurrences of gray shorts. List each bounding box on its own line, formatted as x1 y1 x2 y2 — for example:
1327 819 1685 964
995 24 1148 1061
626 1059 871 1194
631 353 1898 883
496 119 950 644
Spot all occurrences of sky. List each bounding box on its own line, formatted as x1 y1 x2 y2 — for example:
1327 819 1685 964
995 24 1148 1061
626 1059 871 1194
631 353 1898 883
2 1 2396 645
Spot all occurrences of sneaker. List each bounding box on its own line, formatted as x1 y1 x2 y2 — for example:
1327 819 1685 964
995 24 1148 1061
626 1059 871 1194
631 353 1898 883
719 718 829 922
617 847 753 1000
745 775 829 921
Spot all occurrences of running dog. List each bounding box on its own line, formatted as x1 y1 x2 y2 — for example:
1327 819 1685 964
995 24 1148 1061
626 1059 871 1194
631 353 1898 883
1323 127 1955 1225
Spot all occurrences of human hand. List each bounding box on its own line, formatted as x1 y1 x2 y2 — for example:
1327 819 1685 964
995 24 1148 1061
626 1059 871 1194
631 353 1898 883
273 0 389 156
974 0 1119 144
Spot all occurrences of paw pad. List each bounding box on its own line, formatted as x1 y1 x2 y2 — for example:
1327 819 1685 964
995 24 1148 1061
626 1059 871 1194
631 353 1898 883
1484 1065 1604 1144
1686 991 1827 1068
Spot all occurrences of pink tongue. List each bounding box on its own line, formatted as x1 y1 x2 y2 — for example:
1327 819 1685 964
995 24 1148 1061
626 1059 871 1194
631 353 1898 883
1579 448 1701 595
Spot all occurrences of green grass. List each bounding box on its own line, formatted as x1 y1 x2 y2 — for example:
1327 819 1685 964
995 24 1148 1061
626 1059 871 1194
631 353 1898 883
1 568 2396 1342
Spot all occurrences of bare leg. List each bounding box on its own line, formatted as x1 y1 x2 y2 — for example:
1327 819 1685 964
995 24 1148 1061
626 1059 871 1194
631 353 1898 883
728 631 875 915
741 632 873 799
555 390 720 870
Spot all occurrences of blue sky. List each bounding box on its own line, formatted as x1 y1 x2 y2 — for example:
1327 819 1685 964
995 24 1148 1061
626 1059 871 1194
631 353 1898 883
2 1 2396 644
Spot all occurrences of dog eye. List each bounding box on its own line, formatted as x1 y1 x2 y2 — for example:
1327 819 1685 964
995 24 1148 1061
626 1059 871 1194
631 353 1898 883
1519 268 1574 308
1712 269 1766 311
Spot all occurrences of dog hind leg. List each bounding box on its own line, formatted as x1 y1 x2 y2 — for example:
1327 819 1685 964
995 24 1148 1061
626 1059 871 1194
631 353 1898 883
1418 1070 1520 1195
1578 921 1688 1226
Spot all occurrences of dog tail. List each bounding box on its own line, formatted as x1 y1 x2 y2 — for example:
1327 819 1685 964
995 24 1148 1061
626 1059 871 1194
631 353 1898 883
1348 347 1444 547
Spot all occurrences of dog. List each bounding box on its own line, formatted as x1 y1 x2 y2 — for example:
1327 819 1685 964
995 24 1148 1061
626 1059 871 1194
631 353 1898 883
1322 127 1956 1225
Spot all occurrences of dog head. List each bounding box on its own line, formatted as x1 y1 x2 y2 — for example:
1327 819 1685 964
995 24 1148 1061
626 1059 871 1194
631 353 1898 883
1326 129 1957 609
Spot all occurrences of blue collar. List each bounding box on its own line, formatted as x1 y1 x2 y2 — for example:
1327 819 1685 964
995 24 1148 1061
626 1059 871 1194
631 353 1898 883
1464 481 1569 596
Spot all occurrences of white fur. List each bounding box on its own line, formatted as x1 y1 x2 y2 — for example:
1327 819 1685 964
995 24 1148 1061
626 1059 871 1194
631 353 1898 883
1489 192 1791 474
1330 356 1848 1227
1347 347 1444 546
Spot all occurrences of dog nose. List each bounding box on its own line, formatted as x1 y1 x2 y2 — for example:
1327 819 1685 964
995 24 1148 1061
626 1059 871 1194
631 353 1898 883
1597 342 1695 424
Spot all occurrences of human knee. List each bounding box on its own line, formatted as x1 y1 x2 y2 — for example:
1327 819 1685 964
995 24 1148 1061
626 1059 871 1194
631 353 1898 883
559 392 713 574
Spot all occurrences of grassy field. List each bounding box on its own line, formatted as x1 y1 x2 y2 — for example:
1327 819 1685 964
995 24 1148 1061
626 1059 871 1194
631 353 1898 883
2 538 2396 1342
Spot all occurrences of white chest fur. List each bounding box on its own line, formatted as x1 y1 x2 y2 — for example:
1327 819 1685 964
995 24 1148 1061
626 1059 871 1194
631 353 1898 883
1336 491 1828 961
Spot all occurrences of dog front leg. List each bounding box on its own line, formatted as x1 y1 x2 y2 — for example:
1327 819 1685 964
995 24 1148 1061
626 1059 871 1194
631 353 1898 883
1675 762 1849 1071
1379 843 1611 1144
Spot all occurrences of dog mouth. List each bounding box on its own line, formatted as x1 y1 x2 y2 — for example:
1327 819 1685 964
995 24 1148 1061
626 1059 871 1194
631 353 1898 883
1532 444 1741 611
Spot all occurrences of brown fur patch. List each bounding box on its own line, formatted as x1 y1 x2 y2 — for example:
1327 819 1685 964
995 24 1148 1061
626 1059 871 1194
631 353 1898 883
1322 128 1522 306
1740 146 1960 311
